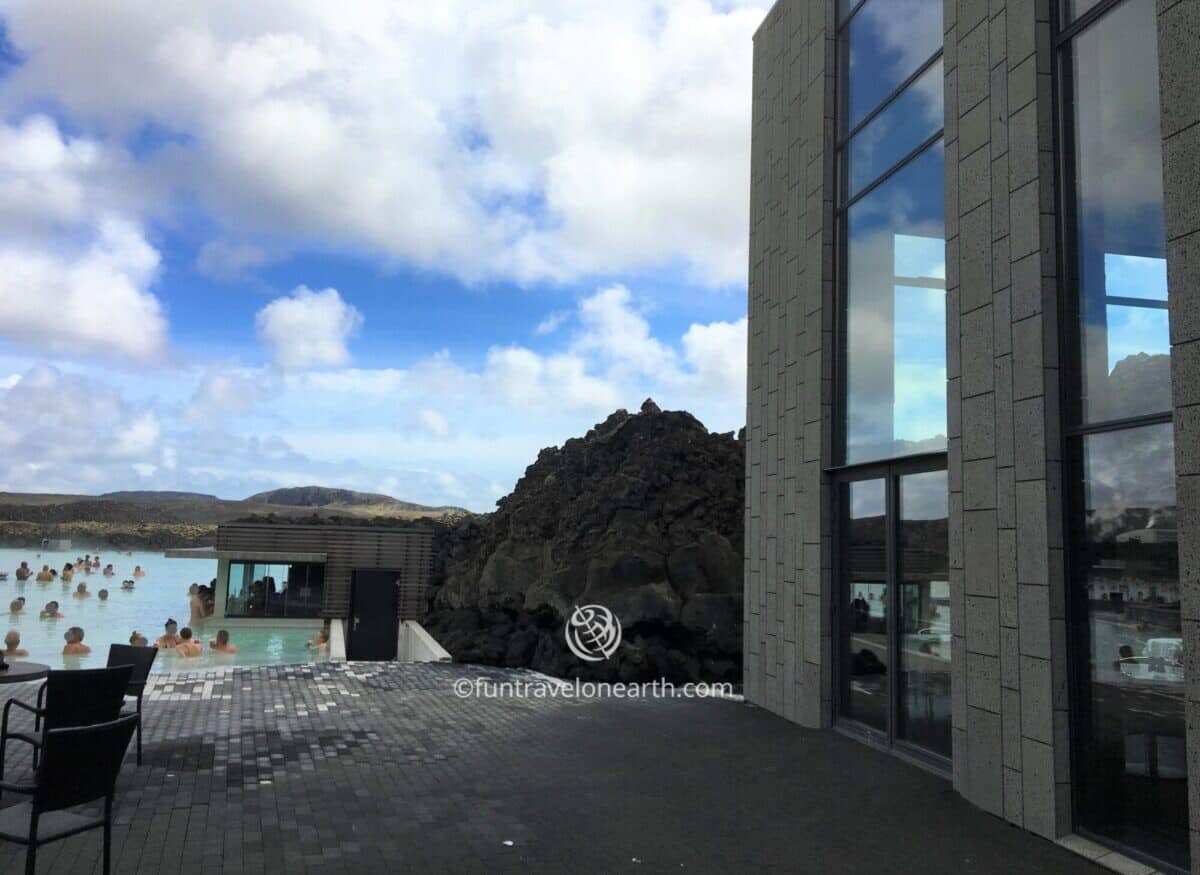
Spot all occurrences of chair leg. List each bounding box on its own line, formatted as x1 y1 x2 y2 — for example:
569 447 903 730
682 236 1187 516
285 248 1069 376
104 797 113 875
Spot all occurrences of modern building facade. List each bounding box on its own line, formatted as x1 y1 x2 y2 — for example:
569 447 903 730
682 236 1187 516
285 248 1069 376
743 0 1199 870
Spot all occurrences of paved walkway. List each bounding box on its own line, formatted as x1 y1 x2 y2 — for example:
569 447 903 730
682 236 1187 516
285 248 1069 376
0 662 1102 874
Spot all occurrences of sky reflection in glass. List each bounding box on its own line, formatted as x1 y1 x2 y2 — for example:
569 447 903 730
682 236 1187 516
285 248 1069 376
844 146 946 464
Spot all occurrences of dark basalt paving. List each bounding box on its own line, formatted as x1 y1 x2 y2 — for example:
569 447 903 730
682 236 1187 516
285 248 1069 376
0 662 1101 874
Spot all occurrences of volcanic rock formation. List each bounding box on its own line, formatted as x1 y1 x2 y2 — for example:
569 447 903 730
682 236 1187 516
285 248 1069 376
424 399 744 683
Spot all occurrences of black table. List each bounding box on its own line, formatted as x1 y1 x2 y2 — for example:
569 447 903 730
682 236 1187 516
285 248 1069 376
0 661 50 684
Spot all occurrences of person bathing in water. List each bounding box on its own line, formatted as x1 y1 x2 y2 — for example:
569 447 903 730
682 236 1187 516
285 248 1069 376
121 579 136 590
9 599 23 615
98 589 109 601
133 566 146 578
3 630 28 658
62 626 90 655
154 619 180 649
14 561 31 581
209 629 238 654
35 565 53 582
129 631 149 647
40 601 64 619
176 627 202 657
103 564 114 577
308 629 330 654
73 582 91 599
188 583 204 624
61 563 74 582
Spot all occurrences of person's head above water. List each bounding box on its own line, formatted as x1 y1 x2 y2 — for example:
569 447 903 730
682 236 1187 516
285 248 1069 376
98 589 108 600
164 618 178 633
64 626 84 644
44 600 59 612
180 627 194 641
9 599 20 613
4 630 19 648
216 629 230 645
76 582 86 593
130 631 148 646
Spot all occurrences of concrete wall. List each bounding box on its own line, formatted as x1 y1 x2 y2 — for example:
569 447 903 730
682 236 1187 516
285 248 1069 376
744 0 836 728
944 0 1071 837
1157 0 1200 864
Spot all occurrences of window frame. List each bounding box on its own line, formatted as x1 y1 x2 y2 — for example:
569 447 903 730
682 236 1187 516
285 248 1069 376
833 0 948 470
831 2 950 765
225 559 326 619
1051 0 1186 870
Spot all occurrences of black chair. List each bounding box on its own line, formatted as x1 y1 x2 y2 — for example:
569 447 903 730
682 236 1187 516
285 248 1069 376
106 644 158 765
0 713 138 875
0 665 133 796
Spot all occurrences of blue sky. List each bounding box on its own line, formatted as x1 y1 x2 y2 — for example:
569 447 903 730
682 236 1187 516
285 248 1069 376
0 1 767 510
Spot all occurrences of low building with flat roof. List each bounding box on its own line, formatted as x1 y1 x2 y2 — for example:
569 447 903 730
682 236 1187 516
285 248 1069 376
168 519 443 662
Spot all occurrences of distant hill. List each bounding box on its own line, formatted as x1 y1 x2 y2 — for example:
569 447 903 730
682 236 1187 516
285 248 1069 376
101 490 219 501
0 485 470 549
246 486 467 514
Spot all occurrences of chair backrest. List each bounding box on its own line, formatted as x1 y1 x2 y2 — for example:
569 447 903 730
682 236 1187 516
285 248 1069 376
42 665 134 732
33 714 137 812
106 643 158 688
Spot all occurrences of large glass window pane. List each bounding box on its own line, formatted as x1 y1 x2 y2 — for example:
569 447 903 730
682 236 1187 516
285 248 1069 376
225 561 324 618
1074 423 1185 868
841 479 888 733
845 145 946 464
1071 0 1169 424
845 60 943 198
845 0 942 130
898 471 950 758
226 562 249 615
1066 0 1105 21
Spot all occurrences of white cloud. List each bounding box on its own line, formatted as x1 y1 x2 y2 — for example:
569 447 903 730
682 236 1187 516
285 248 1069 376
0 214 167 362
417 408 450 437
681 317 748 401
255 286 363 371
535 311 568 335
0 0 769 286
184 368 268 421
0 365 166 492
194 239 274 282
0 115 100 233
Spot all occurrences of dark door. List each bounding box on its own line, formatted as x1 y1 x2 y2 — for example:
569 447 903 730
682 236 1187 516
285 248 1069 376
348 570 399 660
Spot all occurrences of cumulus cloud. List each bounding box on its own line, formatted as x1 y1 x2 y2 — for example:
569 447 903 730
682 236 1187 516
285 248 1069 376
0 115 100 233
0 365 167 492
0 0 768 286
0 115 168 362
255 286 363 371
184 368 269 421
0 214 167 361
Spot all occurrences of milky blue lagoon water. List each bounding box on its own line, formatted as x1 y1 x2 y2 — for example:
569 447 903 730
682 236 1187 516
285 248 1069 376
0 547 324 673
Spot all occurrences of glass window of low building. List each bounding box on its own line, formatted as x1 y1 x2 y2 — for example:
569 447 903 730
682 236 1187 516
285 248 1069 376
226 561 325 619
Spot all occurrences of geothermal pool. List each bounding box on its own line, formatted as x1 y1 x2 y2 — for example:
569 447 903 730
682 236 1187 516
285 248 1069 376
0 547 325 672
